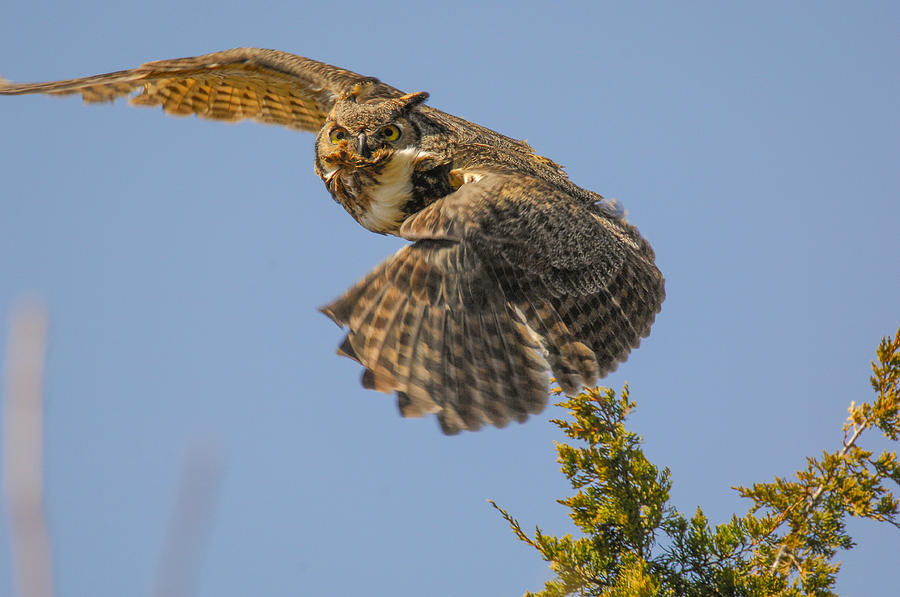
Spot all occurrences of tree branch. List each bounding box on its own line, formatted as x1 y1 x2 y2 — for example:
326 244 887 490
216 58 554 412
2 301 54 597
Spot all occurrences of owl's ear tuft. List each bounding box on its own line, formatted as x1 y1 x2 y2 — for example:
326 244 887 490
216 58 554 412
391 91 430 111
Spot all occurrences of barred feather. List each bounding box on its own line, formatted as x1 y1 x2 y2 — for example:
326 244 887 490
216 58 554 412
2 50 664 434
321 171 663 433
0 48 401 132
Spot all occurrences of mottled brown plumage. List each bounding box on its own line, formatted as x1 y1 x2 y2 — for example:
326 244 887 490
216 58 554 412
1 48 665 434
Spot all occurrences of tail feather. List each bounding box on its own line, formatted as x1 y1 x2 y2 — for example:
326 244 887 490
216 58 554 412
320 228 663 434
397 303 443 418
451 246 505 429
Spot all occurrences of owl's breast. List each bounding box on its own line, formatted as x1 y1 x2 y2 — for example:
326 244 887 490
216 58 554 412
323 147 450 235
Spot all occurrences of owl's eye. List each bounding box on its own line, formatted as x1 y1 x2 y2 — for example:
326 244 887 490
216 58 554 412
379 124 401 142
329 128 348 144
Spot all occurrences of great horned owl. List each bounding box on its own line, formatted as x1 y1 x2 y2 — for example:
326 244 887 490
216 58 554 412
0 48 665 434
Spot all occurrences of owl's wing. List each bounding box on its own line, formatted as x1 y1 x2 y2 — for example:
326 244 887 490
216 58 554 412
321 172 665 434
0 48 402 132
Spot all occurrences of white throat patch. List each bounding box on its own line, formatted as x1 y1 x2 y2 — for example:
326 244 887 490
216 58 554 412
359 147 424 233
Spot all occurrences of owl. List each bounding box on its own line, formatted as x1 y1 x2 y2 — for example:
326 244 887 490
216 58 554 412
0 48 665 434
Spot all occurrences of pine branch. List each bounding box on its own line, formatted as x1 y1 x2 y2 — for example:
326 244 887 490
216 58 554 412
769 327 900 575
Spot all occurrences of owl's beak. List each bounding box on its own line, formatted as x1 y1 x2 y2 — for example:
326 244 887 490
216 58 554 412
357 133 371 158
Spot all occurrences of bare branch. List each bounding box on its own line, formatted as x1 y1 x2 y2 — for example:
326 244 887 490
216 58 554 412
151 441 224 597
2 301 54 597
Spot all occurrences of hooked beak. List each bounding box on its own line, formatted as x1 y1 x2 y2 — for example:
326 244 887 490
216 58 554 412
357 133 371 158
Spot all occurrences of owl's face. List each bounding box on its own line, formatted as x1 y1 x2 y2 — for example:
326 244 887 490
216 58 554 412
314 91 428 167
314 91 435 233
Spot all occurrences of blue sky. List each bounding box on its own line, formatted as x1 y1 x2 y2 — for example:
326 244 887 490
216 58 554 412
1 1 898 595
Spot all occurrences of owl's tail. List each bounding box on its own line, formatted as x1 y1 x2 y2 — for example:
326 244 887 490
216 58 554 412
321 241 554 434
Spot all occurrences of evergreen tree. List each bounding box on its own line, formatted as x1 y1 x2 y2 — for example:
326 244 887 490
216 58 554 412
492 327 900 596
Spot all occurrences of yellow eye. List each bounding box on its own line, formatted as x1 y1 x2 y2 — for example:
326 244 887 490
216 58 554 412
329 128 348 144
380 125 401 142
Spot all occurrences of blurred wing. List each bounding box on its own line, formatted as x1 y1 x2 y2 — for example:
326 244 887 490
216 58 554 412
0 47 403 132
321 171 665 434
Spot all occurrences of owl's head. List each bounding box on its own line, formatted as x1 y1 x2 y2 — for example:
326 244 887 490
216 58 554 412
314 90 429 171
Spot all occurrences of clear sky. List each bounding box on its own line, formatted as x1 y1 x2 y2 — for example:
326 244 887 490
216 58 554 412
1 1 898 595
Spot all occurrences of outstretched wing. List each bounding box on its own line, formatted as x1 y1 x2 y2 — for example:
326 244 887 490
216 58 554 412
321 172 665 434
0 48 403 132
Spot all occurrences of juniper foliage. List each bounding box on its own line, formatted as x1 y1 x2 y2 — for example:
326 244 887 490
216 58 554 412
492 327 900 596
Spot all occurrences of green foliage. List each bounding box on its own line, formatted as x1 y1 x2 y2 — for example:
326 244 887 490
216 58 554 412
492 328 900 596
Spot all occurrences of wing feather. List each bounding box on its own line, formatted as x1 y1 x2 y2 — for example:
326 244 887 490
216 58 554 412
0 48 402 132
323 171 663 433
